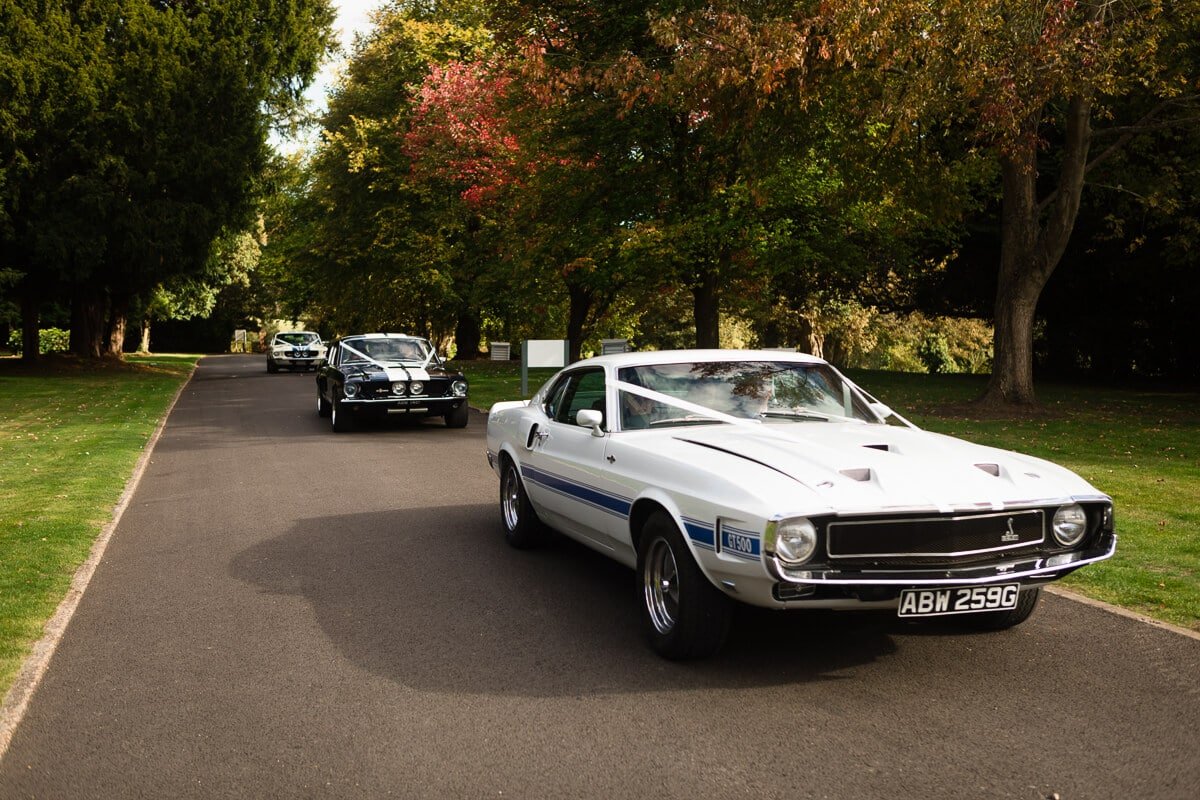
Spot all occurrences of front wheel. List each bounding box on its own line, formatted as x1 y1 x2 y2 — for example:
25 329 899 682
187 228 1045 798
637 511 732 659
444 401 469 428
331 398 355 432
317 392 331 418
267 360 278 373
500 458 544 548
959 587 1041 631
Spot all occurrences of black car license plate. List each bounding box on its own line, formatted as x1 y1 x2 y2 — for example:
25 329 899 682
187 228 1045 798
897 583 1020 618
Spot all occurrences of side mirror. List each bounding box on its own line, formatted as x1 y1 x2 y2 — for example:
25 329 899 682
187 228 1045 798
575 408 605 437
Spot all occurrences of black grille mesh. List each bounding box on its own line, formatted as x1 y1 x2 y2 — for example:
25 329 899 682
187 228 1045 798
827 510 1046 559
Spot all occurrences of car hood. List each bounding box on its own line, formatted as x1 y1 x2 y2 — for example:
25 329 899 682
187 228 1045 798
668 423 1103 514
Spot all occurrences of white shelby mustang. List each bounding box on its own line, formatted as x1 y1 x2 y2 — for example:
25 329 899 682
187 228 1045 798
316 333 469 432
485 349 1116 660
267 331 326 372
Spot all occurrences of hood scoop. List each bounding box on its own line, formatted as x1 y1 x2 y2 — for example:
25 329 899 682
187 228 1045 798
863 443 890 452
975 463 1001 477
839 467 872 482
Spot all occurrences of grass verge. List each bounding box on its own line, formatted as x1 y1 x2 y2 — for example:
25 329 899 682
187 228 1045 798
457 359 1199 632
0 354 198 698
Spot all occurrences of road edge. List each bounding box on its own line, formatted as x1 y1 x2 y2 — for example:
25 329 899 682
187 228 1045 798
1045 585 1200 641
0 358 200 763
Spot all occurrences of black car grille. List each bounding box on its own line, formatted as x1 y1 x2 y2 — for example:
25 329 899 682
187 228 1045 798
361 377 452 399
423 378 450 397
826 509 1046 568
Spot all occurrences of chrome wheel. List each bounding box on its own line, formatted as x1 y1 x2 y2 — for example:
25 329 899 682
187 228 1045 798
502 464 521 531
643 537 680 635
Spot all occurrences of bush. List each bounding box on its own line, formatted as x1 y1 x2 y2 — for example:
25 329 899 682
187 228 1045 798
917 333 955 374
7 328 71 355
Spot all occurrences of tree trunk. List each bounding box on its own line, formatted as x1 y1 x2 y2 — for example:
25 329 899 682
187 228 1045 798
21 292 39 363
138 318 152 353
565 282 593 362
692 270 720 349
454 310 482 360
106 294 129 357
982 95 1093 406
70 286 106 358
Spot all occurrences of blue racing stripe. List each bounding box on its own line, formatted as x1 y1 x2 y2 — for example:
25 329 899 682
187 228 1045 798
682 516 715 550
521 465 633 518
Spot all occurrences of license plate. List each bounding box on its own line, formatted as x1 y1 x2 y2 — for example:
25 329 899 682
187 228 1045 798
897 583 1020 618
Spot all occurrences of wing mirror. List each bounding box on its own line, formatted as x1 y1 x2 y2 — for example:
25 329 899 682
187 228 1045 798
575 408 605 437
869 402 894 420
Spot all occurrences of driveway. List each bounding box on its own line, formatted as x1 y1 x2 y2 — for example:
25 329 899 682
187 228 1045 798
1 354 1197 798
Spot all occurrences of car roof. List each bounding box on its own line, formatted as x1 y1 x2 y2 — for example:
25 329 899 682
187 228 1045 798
339 333 427 341
566 348 828 369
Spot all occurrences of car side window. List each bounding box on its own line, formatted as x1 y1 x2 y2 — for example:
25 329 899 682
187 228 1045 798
543 375 572 420
554 369 606 427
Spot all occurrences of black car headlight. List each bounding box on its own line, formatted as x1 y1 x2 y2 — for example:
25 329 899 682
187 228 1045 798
392 382 407 395
451 379 468 397
765 517 817 566
408 381 424 396
1052 503 1088 546
343 382 360 398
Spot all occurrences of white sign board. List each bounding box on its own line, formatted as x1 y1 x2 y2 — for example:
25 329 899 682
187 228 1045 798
524 339 568 368
521 339 570 395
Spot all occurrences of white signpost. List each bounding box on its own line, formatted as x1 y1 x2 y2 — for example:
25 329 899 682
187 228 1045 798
521 339 569 396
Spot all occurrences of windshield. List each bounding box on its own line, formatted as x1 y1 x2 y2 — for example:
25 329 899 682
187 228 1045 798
276 332 320 346
617 361 876 429
343 338 431 364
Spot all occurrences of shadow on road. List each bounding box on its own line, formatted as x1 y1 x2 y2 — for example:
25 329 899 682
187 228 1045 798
229 503 901 695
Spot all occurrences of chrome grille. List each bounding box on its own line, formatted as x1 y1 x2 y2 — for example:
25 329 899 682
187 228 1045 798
827 509 1046 560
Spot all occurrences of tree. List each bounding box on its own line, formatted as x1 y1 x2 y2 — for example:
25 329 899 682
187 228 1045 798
0 1 335 359
637 1 1198 400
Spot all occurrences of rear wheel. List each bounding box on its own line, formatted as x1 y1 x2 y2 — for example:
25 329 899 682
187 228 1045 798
444 402 469 428
500 457 544 548
637 511 732 659
331 398 355 432
960 587 1041 631
317 392 331 418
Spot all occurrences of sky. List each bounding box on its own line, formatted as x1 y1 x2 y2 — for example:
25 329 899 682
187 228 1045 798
272 0 383 153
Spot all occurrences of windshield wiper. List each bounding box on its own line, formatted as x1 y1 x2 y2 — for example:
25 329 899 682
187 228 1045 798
647 415 723 427
759 408 842 422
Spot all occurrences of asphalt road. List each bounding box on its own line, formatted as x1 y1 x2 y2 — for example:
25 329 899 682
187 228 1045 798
1 354 1197 799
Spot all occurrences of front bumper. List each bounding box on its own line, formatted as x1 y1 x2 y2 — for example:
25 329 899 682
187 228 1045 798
773 532 1116 586
765 532 1116 598
341 396 466 413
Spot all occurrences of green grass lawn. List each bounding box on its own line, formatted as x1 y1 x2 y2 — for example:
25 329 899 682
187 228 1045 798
0 354 198 696
0 355 1194 704
458 359 1199 632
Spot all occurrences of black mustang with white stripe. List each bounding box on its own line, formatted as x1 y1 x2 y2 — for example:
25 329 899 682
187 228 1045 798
316 333 469 432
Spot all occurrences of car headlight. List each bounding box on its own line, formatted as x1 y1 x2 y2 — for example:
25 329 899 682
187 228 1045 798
343 382 359 398
408 381 424 396
766 517 817 566
392 382 407 395
1052 503 1088 546
451 379 468 397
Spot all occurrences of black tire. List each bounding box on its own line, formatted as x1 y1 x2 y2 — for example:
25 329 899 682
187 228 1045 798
317 392 331 418
959 587 1041 631
499 457 545 548
444 401 469 428
267 360 278 373
637 511 732 659
331 398 355 432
